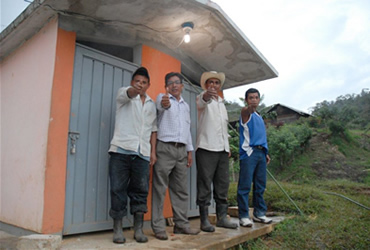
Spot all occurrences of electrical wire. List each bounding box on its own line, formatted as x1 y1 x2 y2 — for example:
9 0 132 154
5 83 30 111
323 191 370 210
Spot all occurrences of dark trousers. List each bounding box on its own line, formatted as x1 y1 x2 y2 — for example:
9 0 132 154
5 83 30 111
196 148 230 207
109 152 150 220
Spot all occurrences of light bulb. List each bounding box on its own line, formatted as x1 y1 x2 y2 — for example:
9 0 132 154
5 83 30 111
181 22 194 44
184 33 191 43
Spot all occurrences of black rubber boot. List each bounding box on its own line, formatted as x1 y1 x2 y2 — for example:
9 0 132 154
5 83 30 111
215 204 238 229
134 212 148 243
113 219 125 244
199 206 215 232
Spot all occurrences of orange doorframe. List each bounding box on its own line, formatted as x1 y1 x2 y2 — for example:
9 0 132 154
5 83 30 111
42 28 76 234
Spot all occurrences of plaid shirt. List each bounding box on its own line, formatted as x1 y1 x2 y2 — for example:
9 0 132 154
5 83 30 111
156 93 193 151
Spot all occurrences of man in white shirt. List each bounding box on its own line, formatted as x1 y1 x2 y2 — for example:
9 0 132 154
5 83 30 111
108 67 157 244
196 71 238 232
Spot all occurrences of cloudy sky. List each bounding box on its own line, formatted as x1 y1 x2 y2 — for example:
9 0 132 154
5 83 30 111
0 0 30 30
213 0 370 113
2 0 369 113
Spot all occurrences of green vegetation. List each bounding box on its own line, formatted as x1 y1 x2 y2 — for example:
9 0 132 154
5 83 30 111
310 89 370 130
228 180 370 249
226 90 370 249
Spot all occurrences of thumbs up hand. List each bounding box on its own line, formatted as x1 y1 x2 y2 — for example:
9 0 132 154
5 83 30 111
133 80 143 92
161 87 171 109
203 86 218 102
208 86 218 100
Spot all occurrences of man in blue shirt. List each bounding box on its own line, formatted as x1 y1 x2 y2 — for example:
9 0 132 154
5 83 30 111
151 72 200 240
238 88 272 227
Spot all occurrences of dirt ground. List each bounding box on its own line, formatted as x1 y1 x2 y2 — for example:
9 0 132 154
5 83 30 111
308 133 369 182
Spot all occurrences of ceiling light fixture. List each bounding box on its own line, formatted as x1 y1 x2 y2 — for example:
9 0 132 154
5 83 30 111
182 22 194 43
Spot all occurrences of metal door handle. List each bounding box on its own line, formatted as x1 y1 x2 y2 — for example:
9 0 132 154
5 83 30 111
69 131 80 154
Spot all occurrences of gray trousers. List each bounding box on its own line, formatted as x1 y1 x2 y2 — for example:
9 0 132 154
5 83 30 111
196 148 230 207
151 140 190 233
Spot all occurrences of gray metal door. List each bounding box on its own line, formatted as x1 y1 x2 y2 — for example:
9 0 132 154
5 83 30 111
63 44 138 235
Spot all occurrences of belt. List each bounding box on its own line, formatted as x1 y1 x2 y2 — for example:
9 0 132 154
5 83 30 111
254 145 264 150
164 141 186 147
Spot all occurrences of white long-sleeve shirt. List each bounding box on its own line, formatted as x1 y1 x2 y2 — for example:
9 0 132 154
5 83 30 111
109 86 157 157
196 91 230 153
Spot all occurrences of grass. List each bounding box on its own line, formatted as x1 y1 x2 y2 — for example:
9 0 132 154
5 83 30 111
267 129 370 185
227 128 370 248
271 154 316 184
228 180 370 249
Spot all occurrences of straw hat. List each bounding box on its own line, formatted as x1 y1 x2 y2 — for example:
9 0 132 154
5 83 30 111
200 71 225 90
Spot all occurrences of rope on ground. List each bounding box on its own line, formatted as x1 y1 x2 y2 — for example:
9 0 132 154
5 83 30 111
323 191 370 210
267 169 305 216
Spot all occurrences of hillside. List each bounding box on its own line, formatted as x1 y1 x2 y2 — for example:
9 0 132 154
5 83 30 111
227 128 370 249
271 129 370 184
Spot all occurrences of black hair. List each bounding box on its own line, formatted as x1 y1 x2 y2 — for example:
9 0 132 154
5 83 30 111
132 67 150 82
245 88 260 99
165 72 183 85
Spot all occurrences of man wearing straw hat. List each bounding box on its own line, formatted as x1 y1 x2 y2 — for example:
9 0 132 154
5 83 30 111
195 71 238 232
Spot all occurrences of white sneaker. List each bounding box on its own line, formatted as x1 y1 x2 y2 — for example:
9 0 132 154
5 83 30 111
253 215 272 224
239 218 253 227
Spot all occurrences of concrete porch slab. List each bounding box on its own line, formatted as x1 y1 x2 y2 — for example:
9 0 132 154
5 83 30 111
60 216 284 249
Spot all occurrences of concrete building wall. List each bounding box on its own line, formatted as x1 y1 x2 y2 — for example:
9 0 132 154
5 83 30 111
0 19 58 232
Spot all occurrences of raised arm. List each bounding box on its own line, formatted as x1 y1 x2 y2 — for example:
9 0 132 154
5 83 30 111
241 105 255 124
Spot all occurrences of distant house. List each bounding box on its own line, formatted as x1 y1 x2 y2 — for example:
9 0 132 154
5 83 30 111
265 103 311 125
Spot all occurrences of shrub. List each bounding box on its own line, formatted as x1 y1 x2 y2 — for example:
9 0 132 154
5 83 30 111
267 124 312 169
328 120 346 136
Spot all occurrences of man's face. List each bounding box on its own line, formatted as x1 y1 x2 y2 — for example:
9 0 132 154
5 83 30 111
246 92 260 108
205 78 221 91
166 76 183 99
131 75 150 95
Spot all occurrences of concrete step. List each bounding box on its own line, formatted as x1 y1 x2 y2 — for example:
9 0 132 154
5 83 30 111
1 209 283 250
60 216 283 249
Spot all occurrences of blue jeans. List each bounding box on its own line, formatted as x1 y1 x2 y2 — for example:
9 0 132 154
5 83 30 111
237 149 267 218
109 152 150 219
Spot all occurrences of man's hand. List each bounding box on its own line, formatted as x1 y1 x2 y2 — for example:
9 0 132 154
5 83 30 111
203 87 218 102
127 81 143 98
150 151 157 167
266 154 271 165
241 105 255 124
186 151 193 168
161 87 171 108
133 80 143 92
150 132 157 167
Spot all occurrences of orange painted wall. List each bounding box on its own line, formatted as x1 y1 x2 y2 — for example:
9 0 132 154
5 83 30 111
141 45 181 220
42 28 76 233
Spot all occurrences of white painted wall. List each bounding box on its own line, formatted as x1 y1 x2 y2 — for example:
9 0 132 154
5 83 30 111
0 19 58 232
